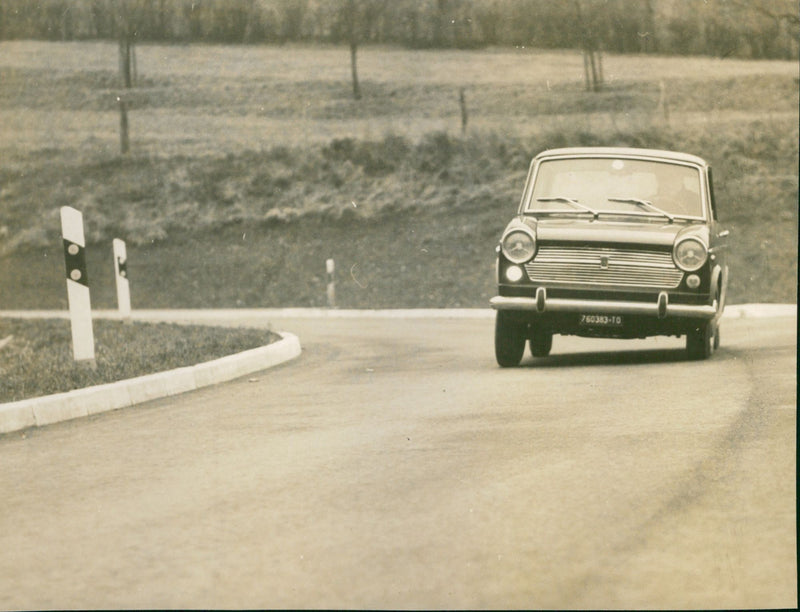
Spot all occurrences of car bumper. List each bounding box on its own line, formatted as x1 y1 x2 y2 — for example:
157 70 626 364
490 289 717 319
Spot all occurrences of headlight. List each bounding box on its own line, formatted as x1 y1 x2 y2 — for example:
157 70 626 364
501 229 536 264
673 237 708 272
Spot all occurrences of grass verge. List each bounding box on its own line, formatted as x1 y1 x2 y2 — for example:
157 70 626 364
0 318 280 403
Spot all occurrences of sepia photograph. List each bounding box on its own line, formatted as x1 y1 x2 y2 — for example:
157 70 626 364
0 0 797 608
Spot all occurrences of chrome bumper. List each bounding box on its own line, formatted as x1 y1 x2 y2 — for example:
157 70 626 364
490 289 717 319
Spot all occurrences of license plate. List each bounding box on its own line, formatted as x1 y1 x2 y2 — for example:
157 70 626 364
579 314 623 327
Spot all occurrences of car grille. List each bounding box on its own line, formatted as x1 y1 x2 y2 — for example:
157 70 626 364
525 246 684 288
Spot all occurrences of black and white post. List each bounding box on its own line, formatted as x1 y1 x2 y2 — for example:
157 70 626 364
61 206 96 366
326 258 336 309
113 238 131 322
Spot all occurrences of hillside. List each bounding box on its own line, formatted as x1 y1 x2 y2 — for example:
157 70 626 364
0 42 797 309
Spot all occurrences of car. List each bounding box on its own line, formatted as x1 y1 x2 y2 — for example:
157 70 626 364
490 146 730 366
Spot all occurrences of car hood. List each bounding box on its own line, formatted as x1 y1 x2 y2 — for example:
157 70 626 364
509 217 708 247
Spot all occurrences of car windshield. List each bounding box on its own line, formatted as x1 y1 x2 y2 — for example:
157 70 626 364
527 157 704 219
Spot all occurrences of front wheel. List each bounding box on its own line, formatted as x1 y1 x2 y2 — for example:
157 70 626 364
686 319 716 360
495 311 526 367
529 328 553 358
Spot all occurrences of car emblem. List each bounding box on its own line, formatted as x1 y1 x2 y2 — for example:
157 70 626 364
600 256 609 269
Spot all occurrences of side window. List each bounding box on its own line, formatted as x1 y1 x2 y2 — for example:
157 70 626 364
707 168 719 221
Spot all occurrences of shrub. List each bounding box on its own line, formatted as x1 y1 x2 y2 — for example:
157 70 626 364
414 131 455 173
322 134 411 175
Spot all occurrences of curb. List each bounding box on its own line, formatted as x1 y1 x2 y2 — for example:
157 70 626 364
721 304 796 319
0 332 301 435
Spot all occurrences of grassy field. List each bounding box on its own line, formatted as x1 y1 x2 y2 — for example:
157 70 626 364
0 318 279 403
0 41 797 309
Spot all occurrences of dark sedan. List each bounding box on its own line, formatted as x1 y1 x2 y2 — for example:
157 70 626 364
491 147 730 366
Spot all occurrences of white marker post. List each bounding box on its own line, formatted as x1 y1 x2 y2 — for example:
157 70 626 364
113 238 131 322
61 206 96 367
326 258 336 309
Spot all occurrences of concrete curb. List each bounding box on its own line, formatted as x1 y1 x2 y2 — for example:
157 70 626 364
0 332 301 435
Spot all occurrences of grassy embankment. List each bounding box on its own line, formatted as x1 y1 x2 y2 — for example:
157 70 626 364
0 41 797 311
0 318 279 403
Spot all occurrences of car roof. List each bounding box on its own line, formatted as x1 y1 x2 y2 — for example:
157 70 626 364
534 147 708 167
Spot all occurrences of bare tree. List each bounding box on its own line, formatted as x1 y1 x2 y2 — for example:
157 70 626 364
111 0 149 88
339 0 387 100
0 0 796 59
475 0 502 46
727 0 799 59
574 0 604 92
277 0 308 44
344 0 362 100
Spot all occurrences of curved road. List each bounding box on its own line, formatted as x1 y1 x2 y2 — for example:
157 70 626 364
1 313 796 609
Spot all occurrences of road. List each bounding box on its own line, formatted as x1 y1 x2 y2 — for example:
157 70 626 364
0 313 796 609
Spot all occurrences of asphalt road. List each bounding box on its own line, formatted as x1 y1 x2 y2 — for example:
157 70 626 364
1 313 796 609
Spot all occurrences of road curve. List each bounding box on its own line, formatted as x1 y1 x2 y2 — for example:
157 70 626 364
0 313 795 609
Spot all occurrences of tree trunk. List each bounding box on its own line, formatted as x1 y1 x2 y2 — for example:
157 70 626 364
582 51 591 91
132 43 137 85
583 49 603 92
459 87 468 134
589 50 599 92
350 42 361 100
119 36 132 88
595 50 604 89
644 0 657 52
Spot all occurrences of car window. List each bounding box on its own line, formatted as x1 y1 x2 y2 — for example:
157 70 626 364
528 158 704 218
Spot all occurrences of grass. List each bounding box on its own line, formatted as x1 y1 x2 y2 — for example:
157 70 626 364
1 41 797 156
1 125 796 308
0 41 797 310
0 318 280 403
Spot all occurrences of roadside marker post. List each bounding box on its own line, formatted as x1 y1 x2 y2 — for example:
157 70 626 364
326 258 336 309
60 206 96 367
113 238 131 322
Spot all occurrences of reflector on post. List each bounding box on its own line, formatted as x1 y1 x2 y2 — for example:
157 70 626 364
60 206 95 366
113 238 131 322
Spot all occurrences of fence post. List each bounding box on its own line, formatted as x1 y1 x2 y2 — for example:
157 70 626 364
326 258 336 309
60 206 96 368
113 238 131 323
118 96 129 154
657 80 670 125
459 87 468 134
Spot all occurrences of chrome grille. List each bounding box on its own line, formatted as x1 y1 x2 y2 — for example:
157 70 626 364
525 246 684 288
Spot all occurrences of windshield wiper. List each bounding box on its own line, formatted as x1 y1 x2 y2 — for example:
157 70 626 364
535 196 599 219
608 197 674 223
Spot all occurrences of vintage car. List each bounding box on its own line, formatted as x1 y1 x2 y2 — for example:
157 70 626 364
490 147 729 366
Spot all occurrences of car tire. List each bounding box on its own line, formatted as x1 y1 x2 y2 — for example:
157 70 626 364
529 329 553 358
495 311 526 367
686 319 716 360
